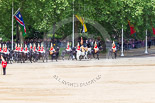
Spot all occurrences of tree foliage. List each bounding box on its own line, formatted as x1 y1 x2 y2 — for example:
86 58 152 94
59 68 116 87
0 0 154 41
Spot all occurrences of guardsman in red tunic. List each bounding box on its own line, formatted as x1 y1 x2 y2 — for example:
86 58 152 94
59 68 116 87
18 44 21 52
24 44 28 53
1 55 7 75
37 44 41 52
112 41 117 59
0 44 2 52
14 43 18 51
33 44 36 52
94 41 99 53
41 43 44 52
76 43 80 51
3 44 5 53
5 44 7 53
50 43 55 55
66 41 71 51
112 41 116 53
30 43 33 50
20 44 23 52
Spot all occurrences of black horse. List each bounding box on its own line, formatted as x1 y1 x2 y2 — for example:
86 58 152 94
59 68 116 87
50 47 60 61
108 48 117 59
91 46 103 60
61 47 77 60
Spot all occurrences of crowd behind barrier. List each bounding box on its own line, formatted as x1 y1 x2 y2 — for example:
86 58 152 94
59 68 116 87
115 38 155 51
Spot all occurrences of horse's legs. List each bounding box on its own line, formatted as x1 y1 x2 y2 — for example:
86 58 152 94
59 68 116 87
115 52 117 59
97 52 99 60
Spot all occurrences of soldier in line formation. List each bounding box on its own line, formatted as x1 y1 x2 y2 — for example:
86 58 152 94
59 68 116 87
14 43 45 53
65 37 100 53
0 44 9 54
0 37 117 63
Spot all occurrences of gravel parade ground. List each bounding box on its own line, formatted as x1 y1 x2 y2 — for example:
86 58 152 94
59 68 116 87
0 57 155 103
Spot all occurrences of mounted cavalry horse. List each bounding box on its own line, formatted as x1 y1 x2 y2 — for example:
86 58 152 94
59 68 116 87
49 43 59 61
91 41 100 60
107 41 117 59
30 43 47 62
76 43 88 60
61 41 77 60
36 43 47 62
14 44 30 63
0 44 13 64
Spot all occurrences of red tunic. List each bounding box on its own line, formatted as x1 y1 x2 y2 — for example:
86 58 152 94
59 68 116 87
41 47 44 51
0 48 1 52
33 47 36 51
66 45 70 49
25 48 28 51
30 46 33 49
18 47 20 51
50 47 53 51
77 46 80 50
3 48 5 52
38 47 41 51
112 45 116 49
21 47 23 51
5 48 7 52
15 47 18 50
94 45 98 49
2 61 7 68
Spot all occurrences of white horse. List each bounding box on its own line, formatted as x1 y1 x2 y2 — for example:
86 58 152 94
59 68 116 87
76 47 88 60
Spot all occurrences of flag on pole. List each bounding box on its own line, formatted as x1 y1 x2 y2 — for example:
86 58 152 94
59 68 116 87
128 20 136 35
75 15 87 33
152 27 155 35
14 11 26 36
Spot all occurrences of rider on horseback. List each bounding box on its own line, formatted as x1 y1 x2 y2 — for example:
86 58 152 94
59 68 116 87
33 43 37 52
112 41 116 53
40 43 45 53
3 44 9 54
66 41 71 51
14 43 18 51
18 44 21 52
0 44 2 52
37 43 41 52
24 44 29 53
30 43 33 50
94 41 99 53
20 44 23 52
3 44 5 53
50 43 55 55
76 42 80 51
112 41 117 59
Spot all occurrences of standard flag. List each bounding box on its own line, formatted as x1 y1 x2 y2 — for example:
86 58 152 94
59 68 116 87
152 27 155 35
14 11 26 36
75 15 87 32
128 20 136 35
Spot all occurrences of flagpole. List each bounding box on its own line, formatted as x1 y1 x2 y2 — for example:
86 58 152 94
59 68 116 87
72 0 74 48
145 29 148 54
12 2 14 51
121 24 124 56
13 8 20 16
